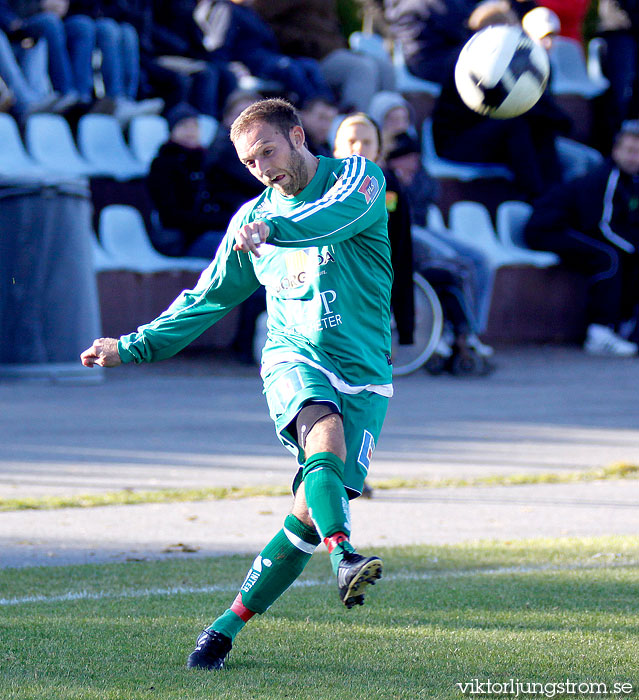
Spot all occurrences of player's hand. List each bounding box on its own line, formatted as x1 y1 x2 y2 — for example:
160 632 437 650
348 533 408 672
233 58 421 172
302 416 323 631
234 221 270 258
80 337 122 368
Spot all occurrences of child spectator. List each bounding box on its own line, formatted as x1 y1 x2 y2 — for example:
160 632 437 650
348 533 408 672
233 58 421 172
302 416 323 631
147 102 227 259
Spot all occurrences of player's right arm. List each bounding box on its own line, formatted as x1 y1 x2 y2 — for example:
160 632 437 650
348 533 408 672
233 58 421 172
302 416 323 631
81 213 260 367
80 337 121 367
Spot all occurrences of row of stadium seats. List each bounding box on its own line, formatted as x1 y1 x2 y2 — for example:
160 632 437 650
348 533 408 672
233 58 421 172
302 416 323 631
422 200 559 270
0 112 218 182
93 198 550 279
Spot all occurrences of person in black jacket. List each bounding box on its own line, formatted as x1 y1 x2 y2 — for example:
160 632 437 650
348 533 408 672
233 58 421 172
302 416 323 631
524 120 639 356
147 102 229 258
299 95 339 158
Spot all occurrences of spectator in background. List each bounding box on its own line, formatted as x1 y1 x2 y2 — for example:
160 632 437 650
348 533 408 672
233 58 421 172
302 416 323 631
595 0 639 149
431 0 573 201
509 0 591 42
522 5 607 179
0 16 59 119
299 96 338 158
368 90 416 154
147 102 227 259
535 0 589 43
207 89 264 227
135 0 237 120
189 0 334 106
65 0 163 123
522 5 561 51
252 0 395 111
383 0 475 85
524 119 639 357
2 0 92 111
382 130 437 228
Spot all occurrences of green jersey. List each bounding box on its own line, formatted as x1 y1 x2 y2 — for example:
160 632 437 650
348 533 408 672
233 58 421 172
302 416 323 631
118 154 393 394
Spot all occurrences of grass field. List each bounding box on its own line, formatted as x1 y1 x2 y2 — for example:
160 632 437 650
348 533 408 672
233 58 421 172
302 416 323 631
2 536 639 700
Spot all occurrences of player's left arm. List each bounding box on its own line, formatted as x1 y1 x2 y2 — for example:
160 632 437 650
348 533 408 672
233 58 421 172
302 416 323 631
236 156 387 252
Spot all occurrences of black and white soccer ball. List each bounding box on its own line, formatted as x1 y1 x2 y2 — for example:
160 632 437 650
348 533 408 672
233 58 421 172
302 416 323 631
454 25 550 119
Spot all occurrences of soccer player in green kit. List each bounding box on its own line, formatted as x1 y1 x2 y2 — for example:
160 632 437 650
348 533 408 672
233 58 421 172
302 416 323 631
80 98 393 670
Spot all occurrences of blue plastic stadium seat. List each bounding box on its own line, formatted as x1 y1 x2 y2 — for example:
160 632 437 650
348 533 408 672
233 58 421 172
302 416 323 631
495 200 559 267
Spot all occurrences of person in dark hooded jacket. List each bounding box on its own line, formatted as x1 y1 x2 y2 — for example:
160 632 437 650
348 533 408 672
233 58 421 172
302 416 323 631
524 119 639 356
147 102 229 258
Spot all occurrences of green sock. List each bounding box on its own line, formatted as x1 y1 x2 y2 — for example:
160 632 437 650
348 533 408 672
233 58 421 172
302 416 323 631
209 514 320 641
303 452 351 539
302 452 356 573
208 608 246 642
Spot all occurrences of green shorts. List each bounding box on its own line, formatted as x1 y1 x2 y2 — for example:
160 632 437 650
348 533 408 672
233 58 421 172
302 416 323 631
262 361 389 498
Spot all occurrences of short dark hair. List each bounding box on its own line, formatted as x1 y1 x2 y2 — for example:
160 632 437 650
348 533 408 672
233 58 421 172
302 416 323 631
230 98 302 144
300 96 337 113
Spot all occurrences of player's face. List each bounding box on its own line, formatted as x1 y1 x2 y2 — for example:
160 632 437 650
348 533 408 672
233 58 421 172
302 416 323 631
235 122 309 196
333 121 380 162
613 133 639 176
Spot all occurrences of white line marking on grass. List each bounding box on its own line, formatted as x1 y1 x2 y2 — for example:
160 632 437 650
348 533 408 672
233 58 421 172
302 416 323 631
2 560 638 608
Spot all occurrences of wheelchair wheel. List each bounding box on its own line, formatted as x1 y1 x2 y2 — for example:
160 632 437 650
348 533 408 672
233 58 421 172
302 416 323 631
391 272 443 377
